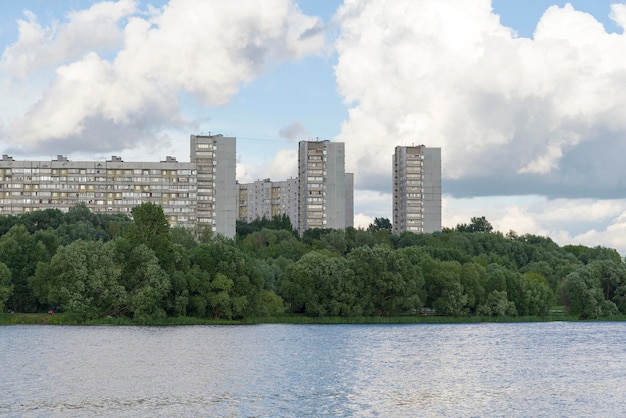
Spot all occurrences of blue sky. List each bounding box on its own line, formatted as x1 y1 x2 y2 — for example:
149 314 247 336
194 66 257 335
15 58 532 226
2 0 626 253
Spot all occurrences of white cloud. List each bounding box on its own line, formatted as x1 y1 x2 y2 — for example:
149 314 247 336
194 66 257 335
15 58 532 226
1 0 325 154
353 189 391 219
353 213 373 229
493 205 549 237
236 147 298 185
443 195 626 255
1 0 135 78
264 148 299 180
236 161 254 184
610 3 626 29
333 0 626 200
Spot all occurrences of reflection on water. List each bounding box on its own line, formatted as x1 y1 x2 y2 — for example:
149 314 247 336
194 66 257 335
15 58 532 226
1 322 626 416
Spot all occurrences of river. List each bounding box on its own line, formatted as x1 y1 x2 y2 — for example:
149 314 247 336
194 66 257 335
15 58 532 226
1 322 625 417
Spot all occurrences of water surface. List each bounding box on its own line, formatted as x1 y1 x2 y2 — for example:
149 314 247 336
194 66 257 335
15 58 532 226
1 322 625 416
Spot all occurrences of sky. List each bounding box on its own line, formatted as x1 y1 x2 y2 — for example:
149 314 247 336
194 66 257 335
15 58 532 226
2 0 626 253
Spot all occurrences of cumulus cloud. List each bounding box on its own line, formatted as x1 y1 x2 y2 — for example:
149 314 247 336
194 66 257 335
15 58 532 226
442 195 626 254
236 147 298 185
1 0 325 154
570 216 626 256
1 0 135 78
353 189 391 219
333 0 626 200
353 213 373 229
262 148 299 180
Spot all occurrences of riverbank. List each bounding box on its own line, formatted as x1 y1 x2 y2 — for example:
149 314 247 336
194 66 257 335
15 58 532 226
4 311 623 325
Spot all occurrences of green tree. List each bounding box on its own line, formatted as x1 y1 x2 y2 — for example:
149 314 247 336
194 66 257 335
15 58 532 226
19 208 65 233
170 226 198 249
348 245 422 317
561 272 610 319
110 239 171 320
239 228 307 261
128 202 170 244
0 262 12 312
394 231 423 248
64 202 95 225
168 270 190 316
236 214 296 240
126 247 171 321
185 267 212 317
320 230 349 255
460 262 487 312
268 214 295 232
456 216 494 233
301 228 333 245
31 240 125 320
286 251 356 316
561 260 623 319
563 245 622 265
258 289 284 316
518 272 553 316
207 273 248 319
476 290 517 316
344 226 377 250
0 214 19 236
422 259 469 316
126 202 178 273
32 229 60 260
368 217 392 232
0 225 38 312
208 273 234 319
484 263 548 316
485 263 510 293
54 220 107 245
191 242 263 317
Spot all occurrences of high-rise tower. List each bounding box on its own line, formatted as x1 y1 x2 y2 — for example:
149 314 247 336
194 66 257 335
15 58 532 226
298 140 353 235
190 134 236 238
393 145 441 234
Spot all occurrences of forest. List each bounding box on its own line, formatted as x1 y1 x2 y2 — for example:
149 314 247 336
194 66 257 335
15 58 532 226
0 203 625 323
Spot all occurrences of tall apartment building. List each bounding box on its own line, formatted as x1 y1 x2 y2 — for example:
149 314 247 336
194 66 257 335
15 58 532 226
345 172 354 229
237 178 299 229
190 134 237 238
392 145 441 234
298 140 353 235
0 134 237 238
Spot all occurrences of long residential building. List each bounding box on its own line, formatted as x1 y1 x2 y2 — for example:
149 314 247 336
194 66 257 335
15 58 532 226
0 134 237 238
237 178 299 229
1 134 440 238
392 145 441 234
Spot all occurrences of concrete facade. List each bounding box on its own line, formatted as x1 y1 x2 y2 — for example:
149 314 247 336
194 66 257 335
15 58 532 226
0 134 237 238
237 178 299 229
190 134 237 238
392 145 442 234
237 140 354 235
0 133 442 238
298 140 352 235
345 172 354 229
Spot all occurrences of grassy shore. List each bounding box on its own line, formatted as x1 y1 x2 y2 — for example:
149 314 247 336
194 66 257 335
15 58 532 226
4 311 619 326
0 313 240 326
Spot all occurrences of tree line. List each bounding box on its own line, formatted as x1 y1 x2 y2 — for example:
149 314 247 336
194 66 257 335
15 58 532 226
0 207 624 321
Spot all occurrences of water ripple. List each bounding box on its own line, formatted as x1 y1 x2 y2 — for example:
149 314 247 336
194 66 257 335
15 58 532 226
1 323 626 416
